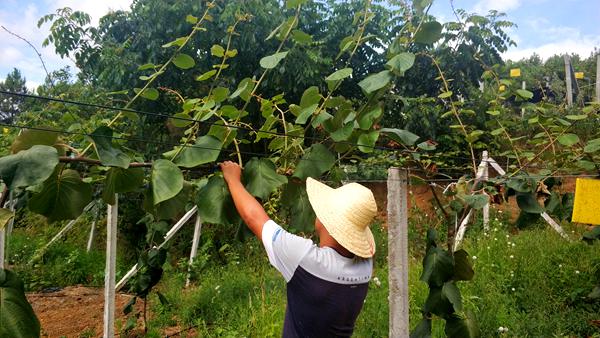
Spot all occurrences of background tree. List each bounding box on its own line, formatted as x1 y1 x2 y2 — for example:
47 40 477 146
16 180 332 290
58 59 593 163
0 68 28 123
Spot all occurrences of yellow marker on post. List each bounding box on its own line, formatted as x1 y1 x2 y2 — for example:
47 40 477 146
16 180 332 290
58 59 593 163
499 85 506 92
575 72 584 79
2 127 8 134
572 178 600 225
510 68 521 77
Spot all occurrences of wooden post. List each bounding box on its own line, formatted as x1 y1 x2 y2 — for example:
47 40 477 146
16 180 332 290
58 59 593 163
87 209 98 253
387 168 409 337
564 55 573 107
596 54 600 103
186 214 203 287
482 151 490 231
103 196 118 338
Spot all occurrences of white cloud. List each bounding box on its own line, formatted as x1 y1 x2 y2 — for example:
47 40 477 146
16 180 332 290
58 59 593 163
504 36 600 61
473 0 522 13
46 0 133 24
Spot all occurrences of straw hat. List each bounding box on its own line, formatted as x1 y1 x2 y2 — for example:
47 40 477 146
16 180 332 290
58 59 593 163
306 177 377 258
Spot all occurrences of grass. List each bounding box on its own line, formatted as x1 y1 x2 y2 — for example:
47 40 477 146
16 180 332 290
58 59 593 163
7 210 600 337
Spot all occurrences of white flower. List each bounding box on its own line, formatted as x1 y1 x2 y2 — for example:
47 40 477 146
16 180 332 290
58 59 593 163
373 277 381 287
498 210 503 213
472 256 477 260
215 285 221 290
506 234 510 238
559 264 563 268
575 270 580 274
487 246 491 250
494 217 498 221
511 287 516 292
511 243 516 247
494 238 498 241
510 255 514 259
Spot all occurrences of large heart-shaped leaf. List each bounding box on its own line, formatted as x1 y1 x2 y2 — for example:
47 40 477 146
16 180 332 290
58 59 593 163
358 70 392 94
174 136 222 168
410 318 432 338
442 281 463 313
463 194 488 210
0 145 58 190
516 192 544 214
293 144 335 180
102 167 145 205
28 169 93 222
380 128 419 146
152 160 183 205
386 52 415 74
243 158 288 200
557 133 579 147
357 106 383 130
11 128 59 153
196 176 234 224
444 312 480 338
260 51 288 69
0 269 41 338
357 131 380 153
414 21 443 44
452 249 474 281
325 68 353 82
281 181 315 232
423 286 453 318
90 126 131 169
420 246 454 287
144 182 193 221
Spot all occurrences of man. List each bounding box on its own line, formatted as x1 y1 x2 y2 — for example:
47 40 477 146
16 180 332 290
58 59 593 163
220 160 378 337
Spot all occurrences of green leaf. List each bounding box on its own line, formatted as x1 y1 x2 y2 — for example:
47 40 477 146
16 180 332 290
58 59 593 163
445 312 480 338
134 87 159 100
442 281 463 313
557 133 579 147
170 113 193 128
565 114 588 120
291 29 312 45
212 87 230 103
174 136 222 168
11 128 59 153
358 70 392 94
380 128 419 146
325 68 353 82
28 169 93 222
152 160 183 205
0 269 41 338
186 14 198 24
260 51 289 69
230 78 253 101
417 141 436 151
210 44 225 57
463 194 488 210
286 0 307 9
281 181 315 232
506 176 536 193
486 110 500 116
145 182 193 221
414 21 443 44
293 144 335 180
423 287 453 317
138 63 155 70
173 53 195 69
0 209 14 230
102 167 144 205
386 52 415 74
584 138 600 153
516 89 533 99
516 192 544 214
330 123 354 142
162 37 187 48
243 158 288 200
453 249 474 281
438 91 453 99
420 246 454 287
90 126 131 169
295 103 319 125
196 176 235 224
490 127 504 136
357 106 383 130
410 318 432 338
413 0 433 15
0 145 58 190
196 69 217 81
357 131 380 153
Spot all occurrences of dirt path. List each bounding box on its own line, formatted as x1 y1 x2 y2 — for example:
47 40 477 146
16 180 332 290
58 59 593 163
28 286 138 338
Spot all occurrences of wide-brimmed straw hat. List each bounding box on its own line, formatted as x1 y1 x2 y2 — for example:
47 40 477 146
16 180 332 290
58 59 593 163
306 177 377 258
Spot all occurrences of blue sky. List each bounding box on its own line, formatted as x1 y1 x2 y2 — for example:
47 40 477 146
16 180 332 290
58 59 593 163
1 0 599 89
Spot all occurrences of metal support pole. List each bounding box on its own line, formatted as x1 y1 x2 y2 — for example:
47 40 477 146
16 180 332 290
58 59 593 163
564 55 573 107
387 167 409 337
521 81 526 117
103 196 117 338
186 214 203 287
482 152 490 231
86 209 99 253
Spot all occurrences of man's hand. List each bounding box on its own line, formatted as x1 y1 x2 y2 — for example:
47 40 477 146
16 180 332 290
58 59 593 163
220 161 242 183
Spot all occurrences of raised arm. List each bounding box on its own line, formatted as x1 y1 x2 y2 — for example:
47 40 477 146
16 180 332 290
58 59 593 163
220 161 270 240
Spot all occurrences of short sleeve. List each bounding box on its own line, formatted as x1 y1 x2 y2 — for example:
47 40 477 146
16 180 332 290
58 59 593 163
261 220 314 282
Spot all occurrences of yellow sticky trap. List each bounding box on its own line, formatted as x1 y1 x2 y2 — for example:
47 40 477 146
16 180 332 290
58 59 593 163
2 128 8 134
575 72 584 79
510 68 521 77
572 178 600 225
499 85 506 92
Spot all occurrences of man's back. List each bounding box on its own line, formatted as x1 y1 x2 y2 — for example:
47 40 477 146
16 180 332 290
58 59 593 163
262 220 372 337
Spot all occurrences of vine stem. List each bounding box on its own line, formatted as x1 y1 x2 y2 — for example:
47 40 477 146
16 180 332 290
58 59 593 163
79 2 215 157
425 53 478 175
496 119 522 167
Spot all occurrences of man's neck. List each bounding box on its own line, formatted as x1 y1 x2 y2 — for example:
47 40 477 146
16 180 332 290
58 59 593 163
319 239 355 258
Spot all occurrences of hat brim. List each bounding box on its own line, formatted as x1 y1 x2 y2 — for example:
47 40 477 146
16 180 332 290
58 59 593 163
306 178 376 258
